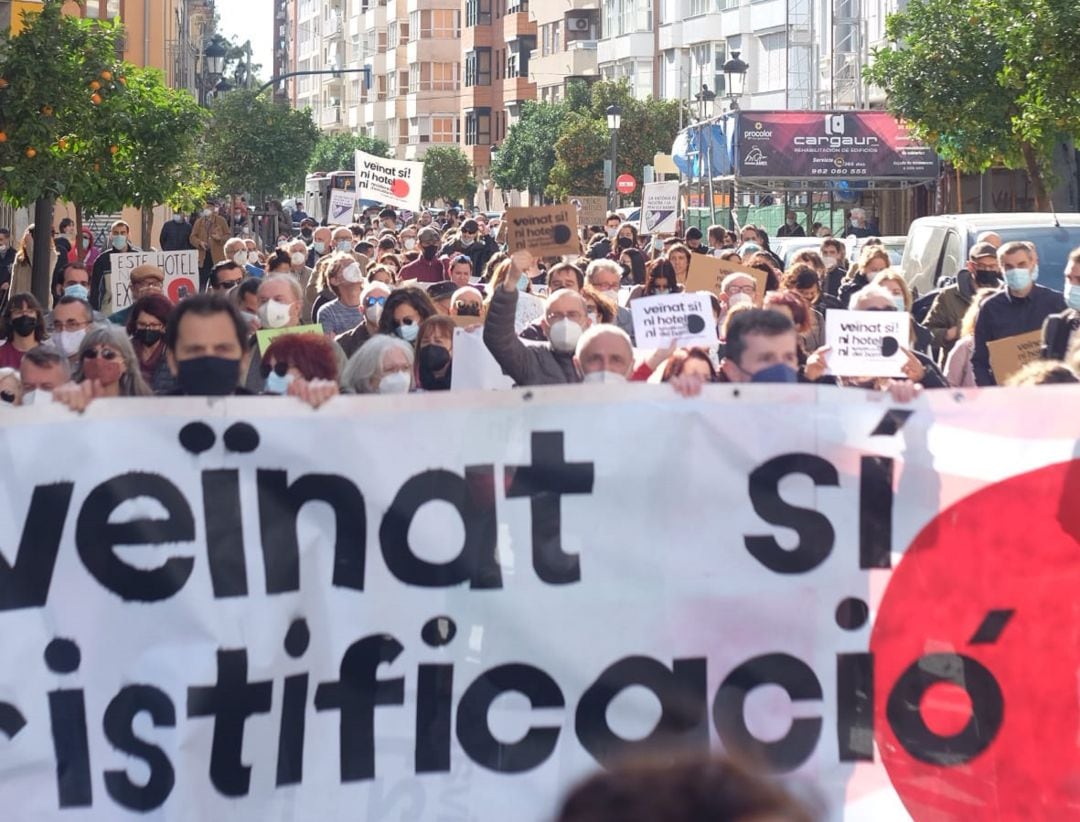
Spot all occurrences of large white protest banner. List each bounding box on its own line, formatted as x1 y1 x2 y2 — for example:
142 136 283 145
108 250 199 313
354 149 423 212
638 181 679 235
0 386 1078 820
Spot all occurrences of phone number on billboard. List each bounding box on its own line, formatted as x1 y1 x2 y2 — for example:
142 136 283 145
810 168 869 175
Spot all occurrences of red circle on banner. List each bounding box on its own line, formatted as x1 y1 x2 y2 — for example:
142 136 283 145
616 174 636 194
871 459 1080 820
167 277 197 302
391 178 410 199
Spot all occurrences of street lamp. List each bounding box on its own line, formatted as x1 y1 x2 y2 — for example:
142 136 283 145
198 39 228 106
606 104 622 212
694 83 716 121
722 51 749 110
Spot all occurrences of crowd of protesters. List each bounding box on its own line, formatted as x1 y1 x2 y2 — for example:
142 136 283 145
0 199 1077 412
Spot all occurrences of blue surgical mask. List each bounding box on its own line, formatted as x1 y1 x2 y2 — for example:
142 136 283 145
64 284 89 300
264 370 295 395
1004 266 1037 292
891 294 906 311
517 273 530 291
111 235 127 250
750 363 799 384
397 322 419 342
1066 282 1080 311
313 241 326 254
336 240 353 253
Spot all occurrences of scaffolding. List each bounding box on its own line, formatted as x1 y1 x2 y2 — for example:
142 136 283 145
786 0 814 110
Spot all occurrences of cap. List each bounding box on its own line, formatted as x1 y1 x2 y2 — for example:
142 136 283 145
427 280 457 302
129 265 165 284
969 242 998 260
685 226 703 240
461 219 479 233
418 226 440 245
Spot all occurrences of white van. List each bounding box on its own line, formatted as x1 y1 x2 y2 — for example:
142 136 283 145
900 212 1080 296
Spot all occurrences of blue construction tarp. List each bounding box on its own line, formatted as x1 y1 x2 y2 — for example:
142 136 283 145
671 116 735 179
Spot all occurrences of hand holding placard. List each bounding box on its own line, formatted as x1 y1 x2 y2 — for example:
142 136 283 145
504 206 579 257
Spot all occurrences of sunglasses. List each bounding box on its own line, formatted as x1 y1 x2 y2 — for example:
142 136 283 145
0 390 15 404
365 296 388 307
81 348 120 361
260 360 290 379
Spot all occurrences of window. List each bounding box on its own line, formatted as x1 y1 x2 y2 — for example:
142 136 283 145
465 49 492 86
689 42 726 95
759 31 786 90
465 109 492 145
466 0 492 26
432 115 457 143
689 0 708 16
387 20 400 48
408 63 460 92
432 9 460 37
410 116 430 142
507 0 528 12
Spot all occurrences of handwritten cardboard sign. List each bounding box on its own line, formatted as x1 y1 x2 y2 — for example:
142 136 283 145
630 292 717 349
569 196 608 230
987 329 1043 384
684 254 767 299
824 309 909 377
504 206 579 257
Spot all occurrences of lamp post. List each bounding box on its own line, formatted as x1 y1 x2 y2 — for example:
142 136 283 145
606 104 622 213
198 38 227 106
693 84 717 226
721 50 749 110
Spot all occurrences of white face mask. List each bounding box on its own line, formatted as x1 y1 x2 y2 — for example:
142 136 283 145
548 318 583 352
232 251 247 267
22 389 54 406
364 303 384 325
290 251 307 267
728 292 753 308
403 238 417 250
582 370 627 384
377 371 411 394
341 264 364 284
822 255 838 269
258 298 292 329
58 328 87 355
606 226 619 238
247 251 260 264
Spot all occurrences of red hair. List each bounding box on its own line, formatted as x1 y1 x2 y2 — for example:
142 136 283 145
263 333 339 381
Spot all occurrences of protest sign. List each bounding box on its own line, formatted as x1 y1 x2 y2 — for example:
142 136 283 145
504 205 579 257
450 326 514 389
354 149 423 212
109 250 199 313
327 189 357 224
631 292 717 348
0 387 1077 820
825 309 909 377
638 181 679 235
516 289 546 334
987 329 1043 383
685 254 767 298
569 196 608 230
255 323 326 355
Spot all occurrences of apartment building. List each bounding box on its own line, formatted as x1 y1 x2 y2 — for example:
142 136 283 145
459 0 537 183
529 0 600 104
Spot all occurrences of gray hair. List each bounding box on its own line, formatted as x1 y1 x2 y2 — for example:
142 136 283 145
585 258 622 284
259 273 304 304
21 344 71 377
72 324 152 396
849 284 897 310
341 334 414 394
360 279 393 304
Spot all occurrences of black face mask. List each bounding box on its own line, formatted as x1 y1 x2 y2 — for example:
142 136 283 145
422 245 438 261
134 328 164 348
616 236 633 250
974 269 1000 287
176 356 240 396
11 315 37 337
418 344 452 391
300 229 313 240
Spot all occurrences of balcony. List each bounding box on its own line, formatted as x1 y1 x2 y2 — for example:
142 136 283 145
502 10 535 41
321 106 343 126
501 76 535 104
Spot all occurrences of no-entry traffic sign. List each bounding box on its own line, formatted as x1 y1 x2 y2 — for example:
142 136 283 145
616 174 636 194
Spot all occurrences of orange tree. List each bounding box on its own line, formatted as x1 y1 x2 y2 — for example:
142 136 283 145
0 0 205 301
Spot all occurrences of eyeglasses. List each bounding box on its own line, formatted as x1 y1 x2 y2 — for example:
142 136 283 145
136 322 164 332
365 296 387 307
54 320 90 332
81 347 120 361
726 285 756 295
0 391 15 404
547 311 585 323
217 279 243 289
863 306 896 312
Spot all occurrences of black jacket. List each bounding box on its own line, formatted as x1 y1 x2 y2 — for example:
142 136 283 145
972 284 1067 385
160 219 193 251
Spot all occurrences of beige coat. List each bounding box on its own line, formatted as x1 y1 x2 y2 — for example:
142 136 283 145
190 214 230 264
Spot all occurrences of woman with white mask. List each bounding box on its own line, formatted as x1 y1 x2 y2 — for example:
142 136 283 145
340 334 415 395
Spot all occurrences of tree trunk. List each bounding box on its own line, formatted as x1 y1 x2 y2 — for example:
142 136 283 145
1021 141 1051 211
141 205 153 251
74 205 85 262
31 196 54 307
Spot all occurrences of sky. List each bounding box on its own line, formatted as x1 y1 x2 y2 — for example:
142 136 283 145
216 0 275 82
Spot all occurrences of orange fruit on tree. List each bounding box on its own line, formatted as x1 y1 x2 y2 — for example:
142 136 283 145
90 80 101 91
93 162 100 172
91 93 102 105
25 147 36 158
0 132 7 143
101 70 113 81
117 76 126 86
109 144 118 155
0 78 8 89
41 105 53 116
58 138 68 150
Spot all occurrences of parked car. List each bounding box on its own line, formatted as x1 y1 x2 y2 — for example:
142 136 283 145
900 213 1080 296
848 235 907 267
776 237 823 269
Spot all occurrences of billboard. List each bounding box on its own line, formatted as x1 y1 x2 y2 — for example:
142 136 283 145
736 111 939 181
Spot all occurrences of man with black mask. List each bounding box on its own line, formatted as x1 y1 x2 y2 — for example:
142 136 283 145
924 242 1001 363
416 315 455 391
164 293 252 395
399 226 447 282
